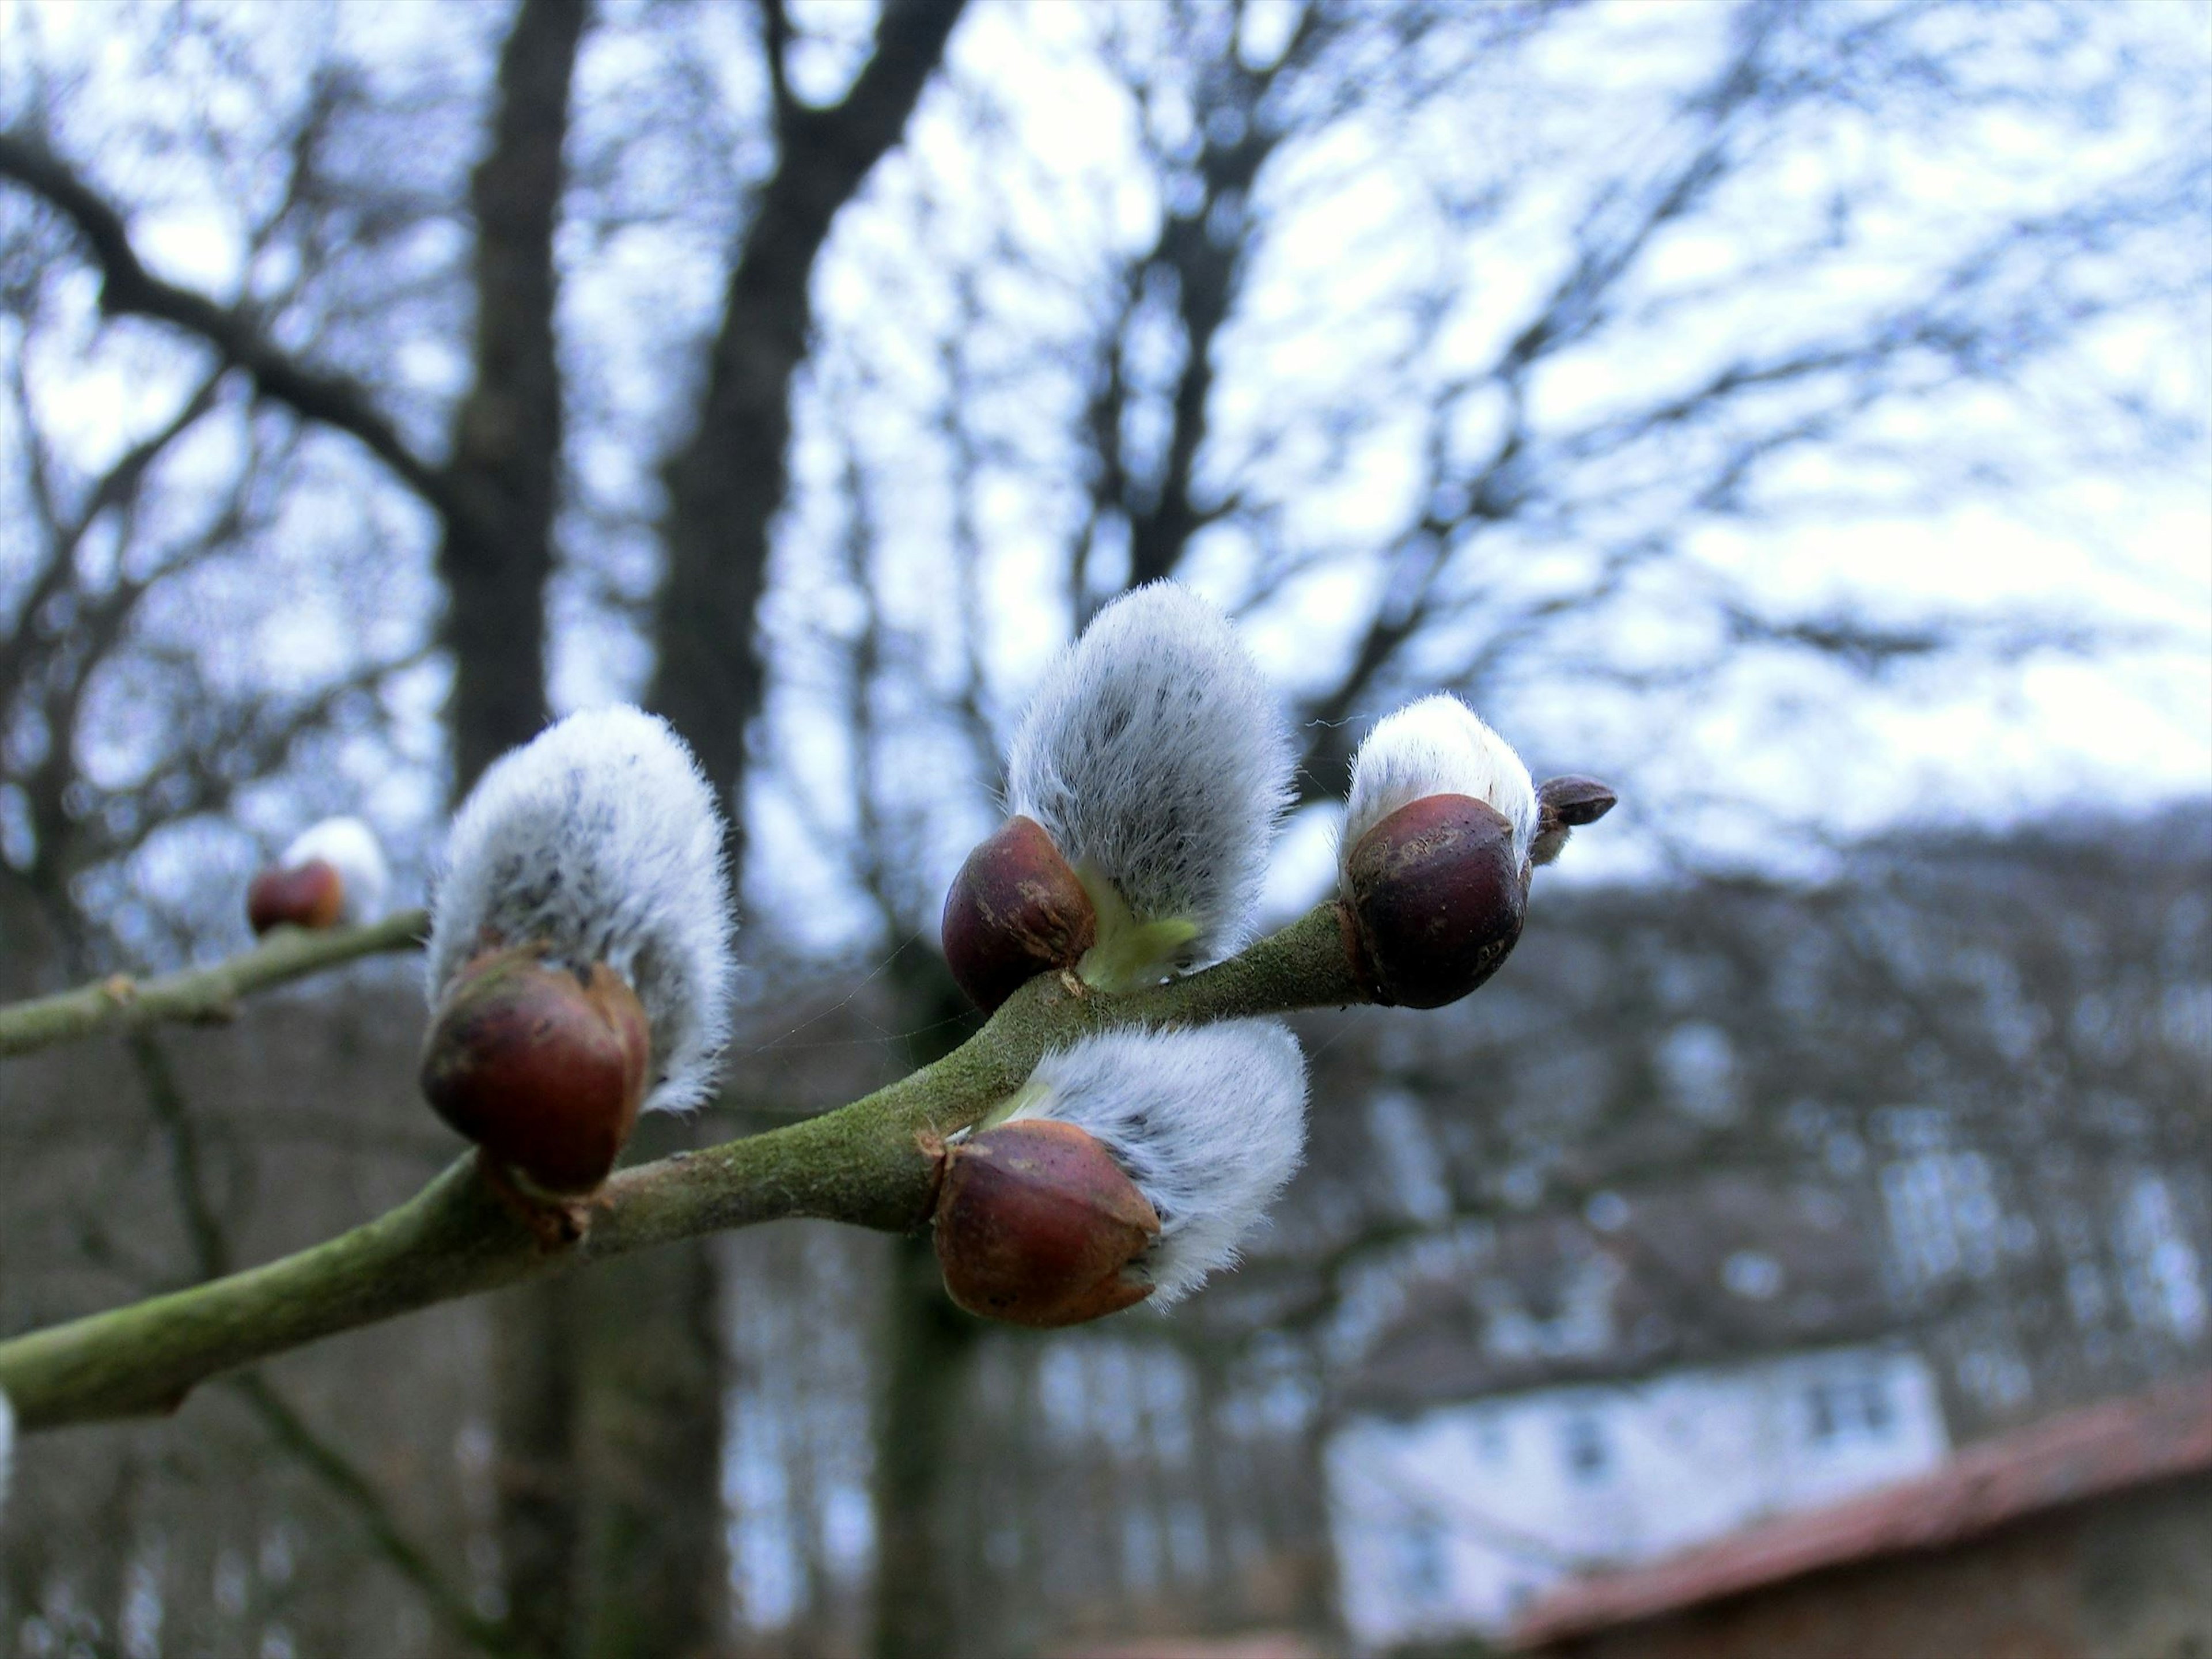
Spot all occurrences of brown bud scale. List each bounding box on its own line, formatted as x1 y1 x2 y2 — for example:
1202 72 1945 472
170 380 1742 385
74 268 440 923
942 816 1099 1013
247 859 346 934
933 1118 1160 1327
1531 774 1619 869
419 946 652 1196
1343 793 1525 1009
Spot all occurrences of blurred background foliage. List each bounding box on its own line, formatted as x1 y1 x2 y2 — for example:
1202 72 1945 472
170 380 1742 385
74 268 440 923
0 1 2206 1656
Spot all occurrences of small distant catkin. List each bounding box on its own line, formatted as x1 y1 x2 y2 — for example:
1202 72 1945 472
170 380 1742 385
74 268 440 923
1008 582 1293 984
426 706 736 1113
999 1020 1309 1305
280 816 391 923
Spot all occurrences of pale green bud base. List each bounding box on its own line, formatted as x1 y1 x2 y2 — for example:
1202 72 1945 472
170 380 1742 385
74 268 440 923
1071 862 1202 993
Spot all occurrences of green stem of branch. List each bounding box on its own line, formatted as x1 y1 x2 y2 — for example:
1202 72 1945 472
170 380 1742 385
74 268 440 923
0 909 428 1059
0 902 1363 1430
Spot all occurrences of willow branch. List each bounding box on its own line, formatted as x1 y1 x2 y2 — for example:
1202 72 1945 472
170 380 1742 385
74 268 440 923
0 908 429 1059
0 902 1362 1429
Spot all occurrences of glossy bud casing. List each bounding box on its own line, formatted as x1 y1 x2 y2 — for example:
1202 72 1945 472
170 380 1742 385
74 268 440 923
934 1118 1160 1327
1341 793 1525 1009
941 816 1099 1012
247 859 346 934
419 945 653 1196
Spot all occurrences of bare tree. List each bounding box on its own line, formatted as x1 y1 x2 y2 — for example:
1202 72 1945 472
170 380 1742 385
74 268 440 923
5 1 967 1652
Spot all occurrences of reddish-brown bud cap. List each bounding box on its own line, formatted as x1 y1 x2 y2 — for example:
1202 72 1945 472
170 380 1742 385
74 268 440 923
1342 793 1525 1009
941 816 1099 1013
933 1118 1161 1327
1531 775 1619 868
247 859 345 934
419 946 653 1196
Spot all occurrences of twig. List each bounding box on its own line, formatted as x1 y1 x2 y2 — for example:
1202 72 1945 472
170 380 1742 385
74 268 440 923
0 902 1363 1429
130 1031 234 1278
129 1023 520 1658
0 908 428 1059
121 1029 523 1654
226 1374 529 1659
0 132 460 522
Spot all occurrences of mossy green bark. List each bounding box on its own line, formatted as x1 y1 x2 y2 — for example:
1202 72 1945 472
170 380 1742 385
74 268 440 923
0 902 1363 1430
0 908 429 1058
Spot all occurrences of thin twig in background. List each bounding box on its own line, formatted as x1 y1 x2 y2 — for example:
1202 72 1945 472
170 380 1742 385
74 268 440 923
0 909 428 1060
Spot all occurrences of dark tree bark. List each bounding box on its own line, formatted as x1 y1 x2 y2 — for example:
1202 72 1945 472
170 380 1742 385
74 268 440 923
582 6 970 1656
649 0 969 861
862 46 1291 1608
439 0 589 795
869 952 984 1659
1074 5 1320 613
577 1116 730 1659
872 1232 980 1659
493 1279 586 1657
467 0 977 1642
428 6 599 1656
1121 126 1274 595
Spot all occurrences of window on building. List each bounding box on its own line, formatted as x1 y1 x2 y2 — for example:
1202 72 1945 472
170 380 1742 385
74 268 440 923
1396 1520 1449 1604
1806 1372 1894 1445
1562 1415 1609 1483
1806 1381 1837 1443
1860 1374 1892 1432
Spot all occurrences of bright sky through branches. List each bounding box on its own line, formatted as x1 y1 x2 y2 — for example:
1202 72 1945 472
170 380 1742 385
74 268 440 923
2 0 2206 965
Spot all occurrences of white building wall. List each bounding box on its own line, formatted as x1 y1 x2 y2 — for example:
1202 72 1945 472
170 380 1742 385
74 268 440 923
1326 1345 1947 1653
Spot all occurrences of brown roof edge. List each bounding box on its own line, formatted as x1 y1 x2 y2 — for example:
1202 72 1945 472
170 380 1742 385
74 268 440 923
1508 1374 2212 1652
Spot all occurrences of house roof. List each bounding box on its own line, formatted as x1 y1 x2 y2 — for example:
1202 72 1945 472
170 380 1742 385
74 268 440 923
1508 1375 2212 1650
1045 1636 1324 1659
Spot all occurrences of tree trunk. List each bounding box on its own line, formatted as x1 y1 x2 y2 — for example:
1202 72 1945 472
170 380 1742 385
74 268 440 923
437 0 585 792
434 6 599 1655
871 1233 980 1659
648 0 969 865
449 4 971 1652
577 1115 730 1659
867 951 983 1659
635 15 969 1642
493 1279 585 1657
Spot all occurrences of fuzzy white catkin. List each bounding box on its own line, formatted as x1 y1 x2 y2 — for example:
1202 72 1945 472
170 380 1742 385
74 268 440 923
0 1389 13 1521
280 816 391 924
1339 694 1539 889
426 706 735 1115
1007 582 1293 972
1007 1020 1308 1305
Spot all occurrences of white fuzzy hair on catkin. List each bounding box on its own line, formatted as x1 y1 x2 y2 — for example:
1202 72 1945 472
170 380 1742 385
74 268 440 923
1007 582 1293 969
281 816 391 923
426 706 735 1115
0 1389 13 1520
1007 1020 1308 1306
1339 694 1538 891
